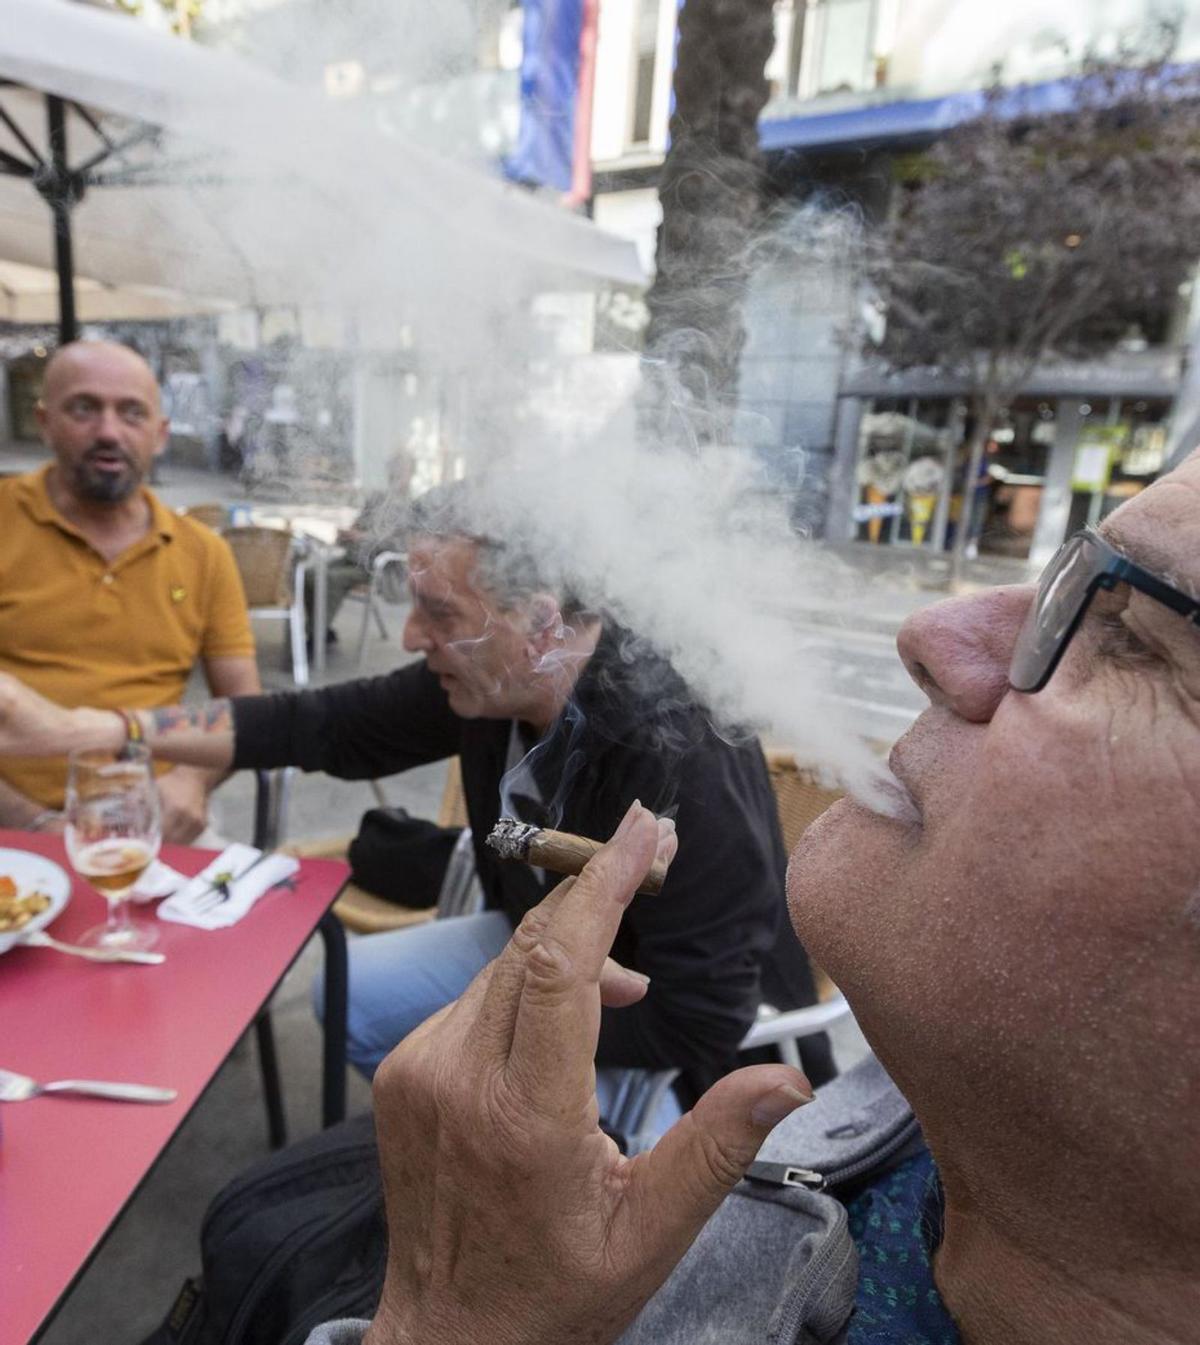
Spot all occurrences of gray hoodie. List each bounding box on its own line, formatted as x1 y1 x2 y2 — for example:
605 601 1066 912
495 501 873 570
305 1056 915 1345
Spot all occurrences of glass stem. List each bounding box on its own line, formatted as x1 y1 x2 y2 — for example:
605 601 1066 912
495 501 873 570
108 895 134 939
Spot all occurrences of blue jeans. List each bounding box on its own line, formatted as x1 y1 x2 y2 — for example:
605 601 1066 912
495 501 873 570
314 911 512 1078
313 911 682 1139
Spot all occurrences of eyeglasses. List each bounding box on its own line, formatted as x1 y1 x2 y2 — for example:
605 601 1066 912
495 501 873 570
1010 528 1200 693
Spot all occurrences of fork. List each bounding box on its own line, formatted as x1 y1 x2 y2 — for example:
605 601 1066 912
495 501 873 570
193 850 272 914
0 1067 176 1103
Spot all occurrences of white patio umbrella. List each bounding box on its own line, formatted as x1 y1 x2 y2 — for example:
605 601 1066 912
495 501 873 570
0 0 643 341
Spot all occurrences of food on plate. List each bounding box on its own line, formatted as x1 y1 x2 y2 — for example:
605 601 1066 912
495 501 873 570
0 878 52 931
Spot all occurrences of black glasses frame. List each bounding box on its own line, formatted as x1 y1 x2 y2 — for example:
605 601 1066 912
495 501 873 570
1010 527 1200 694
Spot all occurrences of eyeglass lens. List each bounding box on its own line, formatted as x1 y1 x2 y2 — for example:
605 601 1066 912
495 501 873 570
1009 533 1105 691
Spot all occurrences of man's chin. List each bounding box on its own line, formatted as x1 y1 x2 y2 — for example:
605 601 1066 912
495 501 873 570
442 682 483 719
785 794 909 943
77 469 138 503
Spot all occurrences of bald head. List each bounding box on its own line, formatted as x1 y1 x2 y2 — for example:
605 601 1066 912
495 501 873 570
42 341 161 413
37 341 168 505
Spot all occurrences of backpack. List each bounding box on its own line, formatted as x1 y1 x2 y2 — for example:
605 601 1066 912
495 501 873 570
141 1113 387 1345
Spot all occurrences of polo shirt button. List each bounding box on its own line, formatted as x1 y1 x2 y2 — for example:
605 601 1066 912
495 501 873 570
102 573 114 585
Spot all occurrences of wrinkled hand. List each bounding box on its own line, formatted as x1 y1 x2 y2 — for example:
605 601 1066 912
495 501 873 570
366 803 813 1345
156 766 210 844
0 673 79 757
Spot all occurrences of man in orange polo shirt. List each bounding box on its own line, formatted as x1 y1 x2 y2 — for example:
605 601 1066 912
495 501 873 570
0 341 260 841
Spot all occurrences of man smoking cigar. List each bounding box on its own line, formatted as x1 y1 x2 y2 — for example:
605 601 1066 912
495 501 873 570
296 448 1200 1345
0 479 832 1109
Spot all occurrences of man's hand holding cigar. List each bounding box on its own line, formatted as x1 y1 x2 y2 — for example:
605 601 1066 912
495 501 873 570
364 803 814 1345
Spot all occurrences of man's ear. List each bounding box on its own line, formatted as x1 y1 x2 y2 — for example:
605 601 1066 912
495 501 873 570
526 593 565 654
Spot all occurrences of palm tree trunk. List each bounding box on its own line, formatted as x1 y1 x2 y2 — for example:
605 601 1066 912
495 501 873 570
640 0 776 450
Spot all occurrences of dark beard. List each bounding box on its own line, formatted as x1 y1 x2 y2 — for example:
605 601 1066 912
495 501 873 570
73 451 141 503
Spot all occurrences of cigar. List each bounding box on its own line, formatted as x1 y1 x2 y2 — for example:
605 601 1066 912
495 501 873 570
486 818 667 895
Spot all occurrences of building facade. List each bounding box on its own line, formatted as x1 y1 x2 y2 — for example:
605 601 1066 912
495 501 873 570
586 0 1200 562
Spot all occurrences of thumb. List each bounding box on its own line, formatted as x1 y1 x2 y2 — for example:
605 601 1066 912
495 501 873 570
628 1065 813 1245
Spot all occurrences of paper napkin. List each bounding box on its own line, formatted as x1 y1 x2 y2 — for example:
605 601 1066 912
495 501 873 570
132 859 188 903
158 844 299 930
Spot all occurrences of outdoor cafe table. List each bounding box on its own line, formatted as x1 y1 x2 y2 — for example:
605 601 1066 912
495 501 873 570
0 830 349 1345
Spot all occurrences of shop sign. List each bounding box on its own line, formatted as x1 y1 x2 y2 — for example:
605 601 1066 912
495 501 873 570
853 501 904 523
1071 425 1126 493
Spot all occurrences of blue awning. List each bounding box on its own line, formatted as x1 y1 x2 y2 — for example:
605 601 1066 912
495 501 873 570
759 72 1126 154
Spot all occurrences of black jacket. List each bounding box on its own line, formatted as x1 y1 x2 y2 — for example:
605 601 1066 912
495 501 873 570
232 630 827 1095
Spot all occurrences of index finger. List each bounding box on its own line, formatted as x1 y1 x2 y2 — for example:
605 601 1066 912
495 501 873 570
504 804 662 1110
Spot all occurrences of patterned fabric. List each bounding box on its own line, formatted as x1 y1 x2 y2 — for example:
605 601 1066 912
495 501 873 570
845 1149 963 1345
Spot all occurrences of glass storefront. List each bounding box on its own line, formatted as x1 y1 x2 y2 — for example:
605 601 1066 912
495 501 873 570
1063 397 1172 536
850 393 1173 560
852 397 962 549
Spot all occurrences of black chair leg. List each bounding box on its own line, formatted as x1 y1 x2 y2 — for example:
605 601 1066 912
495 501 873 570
255 1009 288 1149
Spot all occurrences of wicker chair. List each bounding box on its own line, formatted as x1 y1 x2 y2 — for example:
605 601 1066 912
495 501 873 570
762 747 845 854
179 502 228 530
223 525 309 686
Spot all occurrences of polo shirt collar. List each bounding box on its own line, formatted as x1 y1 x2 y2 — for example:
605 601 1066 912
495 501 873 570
20 463 174 543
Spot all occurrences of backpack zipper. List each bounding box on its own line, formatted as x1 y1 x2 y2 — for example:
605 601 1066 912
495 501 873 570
745 1111 921 1192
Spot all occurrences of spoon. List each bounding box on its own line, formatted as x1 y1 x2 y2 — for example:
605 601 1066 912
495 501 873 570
19 928 164 965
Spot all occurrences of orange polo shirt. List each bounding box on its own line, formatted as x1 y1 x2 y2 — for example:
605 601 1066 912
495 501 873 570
0 467 255 807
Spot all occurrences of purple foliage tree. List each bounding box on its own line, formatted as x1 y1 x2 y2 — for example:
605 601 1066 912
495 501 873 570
870 31 1200 575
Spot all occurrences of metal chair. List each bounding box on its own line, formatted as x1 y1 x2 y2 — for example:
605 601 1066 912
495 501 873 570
349 550 408 669
223 525 310 686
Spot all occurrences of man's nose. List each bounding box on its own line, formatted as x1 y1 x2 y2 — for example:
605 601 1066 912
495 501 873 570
93 408 124 443
402 609 432 654
896 585 1033 722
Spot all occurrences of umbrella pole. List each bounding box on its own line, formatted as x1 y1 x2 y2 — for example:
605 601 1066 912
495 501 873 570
46 95 78 346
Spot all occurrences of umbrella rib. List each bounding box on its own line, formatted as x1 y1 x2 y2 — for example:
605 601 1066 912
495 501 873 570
0 96 44 168
0 146 34 177
70 101 115 154
73 123 158 179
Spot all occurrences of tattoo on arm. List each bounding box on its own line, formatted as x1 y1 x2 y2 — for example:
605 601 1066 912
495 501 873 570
148 699 234 739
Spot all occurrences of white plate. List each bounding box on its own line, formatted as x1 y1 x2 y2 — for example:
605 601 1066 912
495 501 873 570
0 846 72 954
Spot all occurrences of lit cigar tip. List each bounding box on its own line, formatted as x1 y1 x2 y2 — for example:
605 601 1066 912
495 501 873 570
486 818 540 860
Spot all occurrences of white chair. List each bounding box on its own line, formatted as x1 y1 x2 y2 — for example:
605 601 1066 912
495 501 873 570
602 997 855 1156
351 550 408 669
223 525 310 686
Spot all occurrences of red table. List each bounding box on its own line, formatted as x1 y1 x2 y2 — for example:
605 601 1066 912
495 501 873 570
0 831 349 1345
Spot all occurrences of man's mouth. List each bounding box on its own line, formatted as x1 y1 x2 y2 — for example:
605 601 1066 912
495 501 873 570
85 447 132 474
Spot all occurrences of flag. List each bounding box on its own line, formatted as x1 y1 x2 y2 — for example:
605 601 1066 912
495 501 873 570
503 0 584 192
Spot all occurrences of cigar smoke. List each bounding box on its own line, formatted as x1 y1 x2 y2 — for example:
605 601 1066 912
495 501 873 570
144 3 919 819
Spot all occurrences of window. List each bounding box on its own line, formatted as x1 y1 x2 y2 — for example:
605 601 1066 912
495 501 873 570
629 0 661 146
814 0 874 94
776 0 877 101
767 1 808 102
